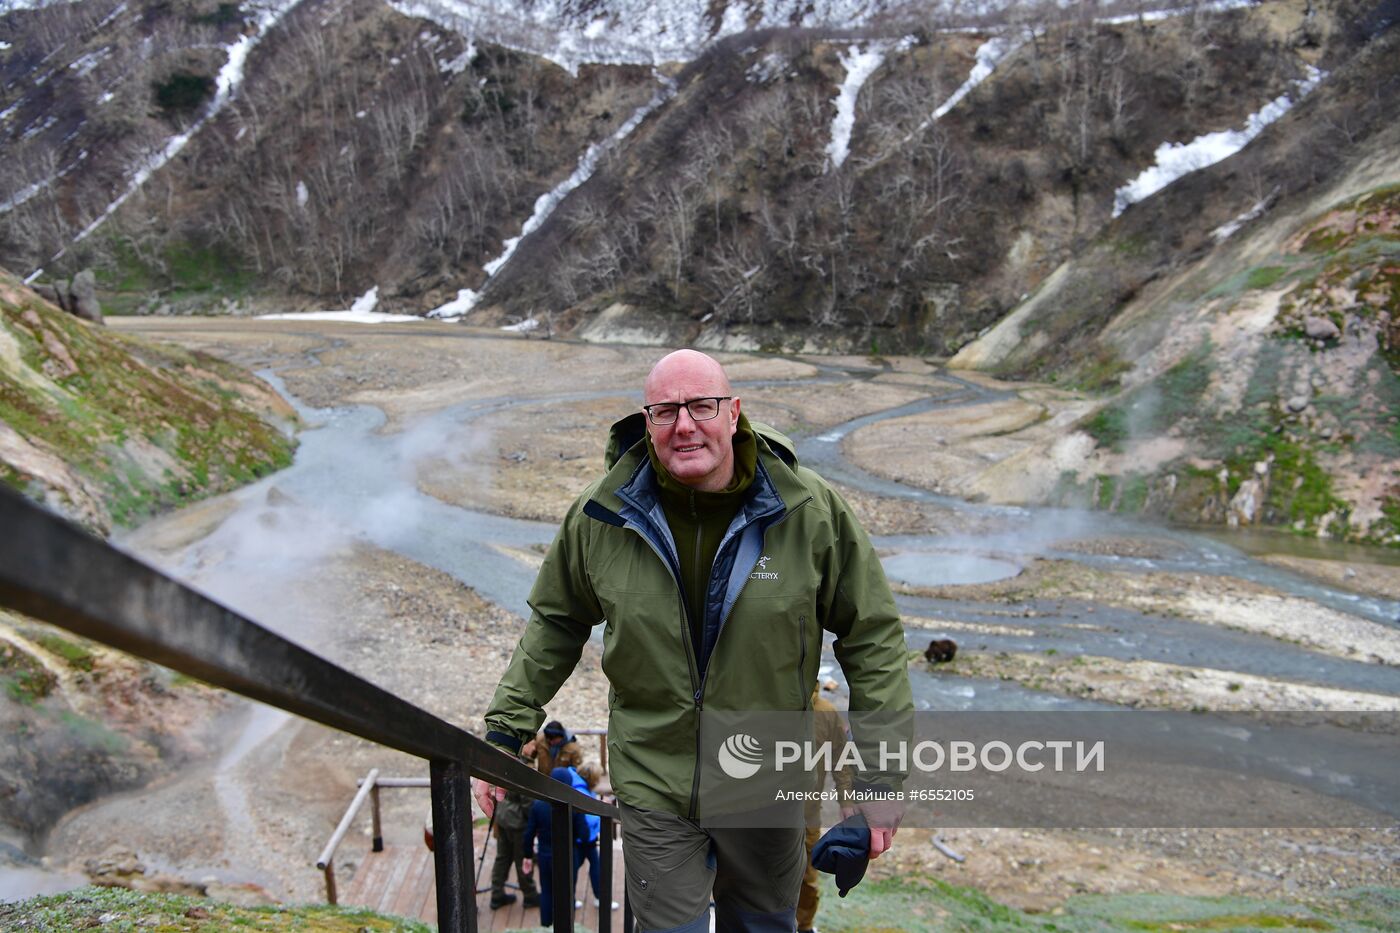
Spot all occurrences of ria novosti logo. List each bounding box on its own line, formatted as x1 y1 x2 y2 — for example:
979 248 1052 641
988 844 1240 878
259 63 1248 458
717 733 764 779
716 731 1106 780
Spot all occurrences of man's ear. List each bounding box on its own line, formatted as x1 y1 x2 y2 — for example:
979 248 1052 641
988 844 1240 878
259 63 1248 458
730 396 741 435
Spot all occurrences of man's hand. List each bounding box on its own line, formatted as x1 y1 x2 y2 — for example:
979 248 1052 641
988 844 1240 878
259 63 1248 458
522 857 534 876
856 797 904 859
473 778 506 819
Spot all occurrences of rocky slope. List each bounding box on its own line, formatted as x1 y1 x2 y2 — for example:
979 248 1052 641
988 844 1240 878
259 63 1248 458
0 268 296 534
947 37 1400 544
0 608 230 857
1 0 1395 543
1 265 301 867
0 0 1374 337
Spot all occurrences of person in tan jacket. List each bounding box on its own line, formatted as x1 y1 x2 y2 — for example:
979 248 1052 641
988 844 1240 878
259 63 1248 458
534 719 584 775
799 687 857 933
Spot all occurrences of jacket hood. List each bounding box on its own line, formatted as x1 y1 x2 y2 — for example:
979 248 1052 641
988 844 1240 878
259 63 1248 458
603 411 798 471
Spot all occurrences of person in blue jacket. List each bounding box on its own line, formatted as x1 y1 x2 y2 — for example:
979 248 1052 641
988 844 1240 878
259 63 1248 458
569 764 619 909
523 767 591 926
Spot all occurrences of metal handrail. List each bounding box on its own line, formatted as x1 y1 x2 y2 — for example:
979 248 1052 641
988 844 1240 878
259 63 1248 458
317 767 384 905
0 487 628 933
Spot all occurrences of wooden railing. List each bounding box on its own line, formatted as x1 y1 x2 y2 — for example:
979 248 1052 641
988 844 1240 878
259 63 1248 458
0 486 628 933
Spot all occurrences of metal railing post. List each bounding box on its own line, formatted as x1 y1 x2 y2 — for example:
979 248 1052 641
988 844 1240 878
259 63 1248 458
317 767 379 904
370 781 383 852
551 801 573 933
598 815 614 933
430 758 476 933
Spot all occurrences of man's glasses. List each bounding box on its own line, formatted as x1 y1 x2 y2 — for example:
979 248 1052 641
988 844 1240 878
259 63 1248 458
643 396 733 426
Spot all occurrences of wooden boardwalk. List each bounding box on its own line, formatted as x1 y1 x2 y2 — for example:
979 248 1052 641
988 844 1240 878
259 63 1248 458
341 827 627 931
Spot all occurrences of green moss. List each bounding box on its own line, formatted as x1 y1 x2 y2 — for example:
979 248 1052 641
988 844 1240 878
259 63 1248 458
55 710 128 754
1084 407 1129 451
1 460 27 493
1244 266 1291 290
1124 914 1332 930
1113 233 1150 258
1052 470 1092 509
1212 426 1348 531
1300 184 1400 253
96 236 254 310
0 886 431 931
1119 473 1150 512
1 278 296 530
1375 496 1400 544
35 633 95 671
3 669 56 705
1073 348 1132 393
0 639 57 705
1080 344 1212 454
1096 474 1117 509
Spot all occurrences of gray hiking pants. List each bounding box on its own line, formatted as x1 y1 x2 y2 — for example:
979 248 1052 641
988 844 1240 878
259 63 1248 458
620 801 804 933
490 822 539 899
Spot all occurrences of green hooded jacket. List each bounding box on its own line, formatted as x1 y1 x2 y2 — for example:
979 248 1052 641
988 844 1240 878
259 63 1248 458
484 414 913 817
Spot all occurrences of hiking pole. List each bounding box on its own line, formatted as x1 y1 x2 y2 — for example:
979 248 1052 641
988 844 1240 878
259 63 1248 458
475 805 497 892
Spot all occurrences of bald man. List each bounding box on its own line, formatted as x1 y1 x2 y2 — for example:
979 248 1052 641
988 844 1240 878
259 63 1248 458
479 350 913 933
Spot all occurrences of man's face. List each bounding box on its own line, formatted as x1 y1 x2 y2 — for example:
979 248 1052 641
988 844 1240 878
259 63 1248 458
644 353 740 493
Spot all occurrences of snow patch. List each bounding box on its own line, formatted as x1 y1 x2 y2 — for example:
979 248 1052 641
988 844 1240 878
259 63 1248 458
501 317 539 333
98 1 127 28
481 77 675 279
1211 187 1278 242
0 150 86 214
747 51 786 84
932 35 1017 121
20 115 57 141
440 40 476 74
1103 0 1255 25
384 0 897 72
350 286 380 314
428 288 478 320
295 180 308 208
1113 66 1324 217
57 0 305 254
825 42 895 171
68 47 111 77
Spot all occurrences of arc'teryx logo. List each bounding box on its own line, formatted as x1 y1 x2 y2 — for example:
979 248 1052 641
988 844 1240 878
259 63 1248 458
750 554 778 581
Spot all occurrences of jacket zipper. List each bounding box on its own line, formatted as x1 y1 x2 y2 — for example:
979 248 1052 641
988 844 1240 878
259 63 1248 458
687 488 708 818
687 499 800 818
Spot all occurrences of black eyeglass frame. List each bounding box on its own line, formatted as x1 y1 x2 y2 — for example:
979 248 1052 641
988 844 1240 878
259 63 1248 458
642 396 734 426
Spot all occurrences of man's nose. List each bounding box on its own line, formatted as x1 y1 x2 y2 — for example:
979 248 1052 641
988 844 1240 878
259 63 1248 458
673 407 699 431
